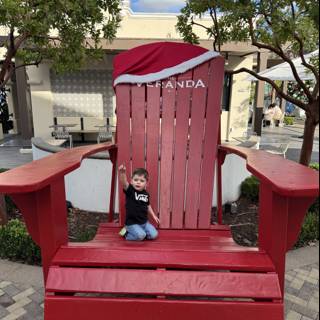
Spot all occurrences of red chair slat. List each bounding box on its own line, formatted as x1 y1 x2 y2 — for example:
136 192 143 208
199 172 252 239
146 85 161 214
159 79 176 228
131 85 146 169
53 247 275 272
45 297 283 320
198 57 225 228
185 62 210 228
116 85 132 225
47 267 281 299
171 71 193 228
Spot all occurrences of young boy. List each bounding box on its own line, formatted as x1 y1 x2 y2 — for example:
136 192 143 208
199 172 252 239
118 164 160 241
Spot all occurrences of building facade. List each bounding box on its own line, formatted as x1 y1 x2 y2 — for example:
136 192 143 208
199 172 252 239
1 1 258 142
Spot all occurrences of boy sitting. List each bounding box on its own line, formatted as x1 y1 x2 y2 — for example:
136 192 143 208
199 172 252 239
119 165 160 241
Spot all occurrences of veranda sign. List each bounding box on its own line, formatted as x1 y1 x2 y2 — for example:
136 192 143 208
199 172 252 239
137 79 206 89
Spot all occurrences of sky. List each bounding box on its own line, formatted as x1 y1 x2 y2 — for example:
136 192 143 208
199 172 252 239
131 0 186 13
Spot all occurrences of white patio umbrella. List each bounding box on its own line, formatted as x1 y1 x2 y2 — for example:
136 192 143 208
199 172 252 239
248 49 318 81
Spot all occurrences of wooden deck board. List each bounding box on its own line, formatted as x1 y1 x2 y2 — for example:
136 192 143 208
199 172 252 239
47 267 281 299
53 227 274 272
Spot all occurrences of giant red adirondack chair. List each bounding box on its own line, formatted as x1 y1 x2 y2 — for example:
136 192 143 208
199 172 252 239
0 42 318 320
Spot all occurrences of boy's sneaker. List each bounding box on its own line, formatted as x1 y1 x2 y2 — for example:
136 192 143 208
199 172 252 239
119 227 127 237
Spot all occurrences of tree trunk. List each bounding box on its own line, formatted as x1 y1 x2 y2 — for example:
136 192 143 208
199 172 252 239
299 99 319 166
0 194 8 225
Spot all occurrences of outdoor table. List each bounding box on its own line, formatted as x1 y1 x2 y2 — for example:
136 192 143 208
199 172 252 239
49 124 77 132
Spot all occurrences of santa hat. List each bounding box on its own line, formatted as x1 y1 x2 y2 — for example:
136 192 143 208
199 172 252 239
113 42 220 86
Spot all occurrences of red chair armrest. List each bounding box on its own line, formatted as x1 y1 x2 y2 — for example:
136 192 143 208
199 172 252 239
219 145 319 197
0 142 117 194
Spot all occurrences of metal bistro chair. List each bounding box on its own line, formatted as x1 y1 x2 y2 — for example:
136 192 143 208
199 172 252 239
52 127 73 149
96 121 114 144
263 142 290 158
234 131 261 150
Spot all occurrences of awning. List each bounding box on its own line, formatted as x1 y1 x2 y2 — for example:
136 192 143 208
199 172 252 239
249 50 318 81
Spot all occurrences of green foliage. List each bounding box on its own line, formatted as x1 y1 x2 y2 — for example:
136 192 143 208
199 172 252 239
241 176 260 202
177 0 319 167
72 227 97 242
295 211 319 248
284 116 295 125
0 0 122 85
0 219 41 265
287 81 315 104
177 0 319 72
309 163 319 213
310 163 319 171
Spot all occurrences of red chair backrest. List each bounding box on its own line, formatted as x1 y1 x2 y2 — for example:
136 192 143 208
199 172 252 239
116 56 224 229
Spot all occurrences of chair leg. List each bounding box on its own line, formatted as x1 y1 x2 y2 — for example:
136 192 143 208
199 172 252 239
69 135 73 148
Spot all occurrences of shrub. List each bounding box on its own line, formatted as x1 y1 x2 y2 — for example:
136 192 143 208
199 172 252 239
295 163 319 247
240 176 260 202
309 163 319 213
284 116 295 125
295 211 319 248
0 219 41 265
72 228 97 242
310 163 319 171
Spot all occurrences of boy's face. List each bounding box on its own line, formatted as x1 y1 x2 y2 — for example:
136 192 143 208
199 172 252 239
131 174 147 191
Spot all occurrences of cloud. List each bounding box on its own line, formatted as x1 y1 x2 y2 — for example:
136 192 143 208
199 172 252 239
131 0 186 12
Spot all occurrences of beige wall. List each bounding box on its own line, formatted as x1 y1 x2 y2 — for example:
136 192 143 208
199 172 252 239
225 55 253 141
27 64 54 139
118 11 211 40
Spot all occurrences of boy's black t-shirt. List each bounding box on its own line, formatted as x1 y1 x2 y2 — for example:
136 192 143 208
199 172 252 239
124 184 150 225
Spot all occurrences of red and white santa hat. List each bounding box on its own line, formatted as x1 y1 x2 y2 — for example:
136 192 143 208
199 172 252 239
113 42 220 86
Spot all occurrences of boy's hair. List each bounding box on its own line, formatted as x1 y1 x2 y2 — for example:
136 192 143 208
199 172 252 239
132 168 149 181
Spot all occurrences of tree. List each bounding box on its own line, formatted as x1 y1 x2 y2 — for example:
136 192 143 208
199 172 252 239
0 0 122 88
177 0 319 166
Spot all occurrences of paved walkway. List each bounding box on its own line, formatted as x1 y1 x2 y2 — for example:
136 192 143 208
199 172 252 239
0 134 33 169
0 243 318 320
261 121 319 163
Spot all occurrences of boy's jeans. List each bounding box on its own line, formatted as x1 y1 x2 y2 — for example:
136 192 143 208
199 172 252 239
125 222 158 241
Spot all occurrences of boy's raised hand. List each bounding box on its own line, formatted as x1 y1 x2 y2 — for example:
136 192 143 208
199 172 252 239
118 164 126 173
119 164 129 190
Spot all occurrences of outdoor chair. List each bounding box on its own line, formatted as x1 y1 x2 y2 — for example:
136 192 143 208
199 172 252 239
234 133 261 149
263 142 290 158
96 124 114 144
52 129 73 148
0 42 318 320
